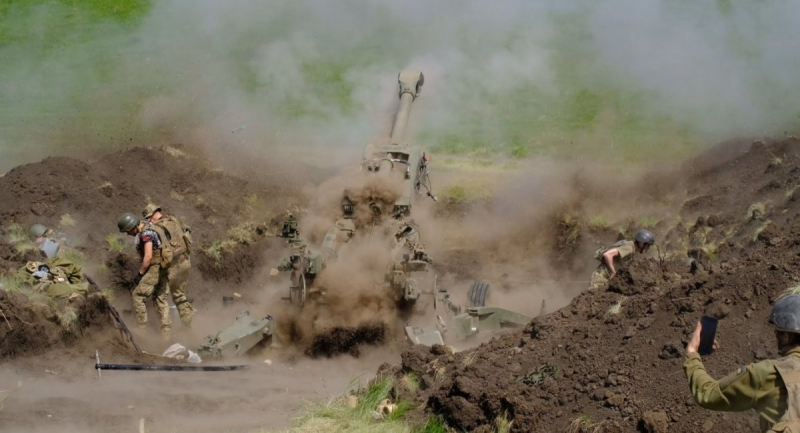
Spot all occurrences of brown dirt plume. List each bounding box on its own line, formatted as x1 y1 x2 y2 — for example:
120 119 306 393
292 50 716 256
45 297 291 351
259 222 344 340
305 321 388 358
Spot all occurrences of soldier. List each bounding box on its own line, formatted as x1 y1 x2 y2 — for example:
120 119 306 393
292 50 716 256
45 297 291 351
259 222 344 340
117 212 172 337
142 204 194 326
684 294 800 432
29 223 64 258
588 229 655 290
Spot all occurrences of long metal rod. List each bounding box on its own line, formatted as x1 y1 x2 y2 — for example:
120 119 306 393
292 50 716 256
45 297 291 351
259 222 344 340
96 363 249 372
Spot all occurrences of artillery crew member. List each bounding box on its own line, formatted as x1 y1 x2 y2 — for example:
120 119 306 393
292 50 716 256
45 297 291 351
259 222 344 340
588 229 654 290
118 212 172 337
684 294 800 431
29 223 65 259
143 204 194 326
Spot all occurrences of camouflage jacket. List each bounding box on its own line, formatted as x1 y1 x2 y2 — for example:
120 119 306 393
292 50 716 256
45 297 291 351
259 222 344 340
16 257 89 299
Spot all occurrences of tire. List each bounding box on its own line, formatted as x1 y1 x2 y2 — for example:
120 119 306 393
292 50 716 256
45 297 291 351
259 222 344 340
468 282 489 308
290 272 307 307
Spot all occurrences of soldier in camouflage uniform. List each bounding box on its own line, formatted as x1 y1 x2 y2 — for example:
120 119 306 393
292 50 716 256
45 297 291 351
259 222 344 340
142 204 194 326
588 229 655 291
118 212 172 337
685 294 800 432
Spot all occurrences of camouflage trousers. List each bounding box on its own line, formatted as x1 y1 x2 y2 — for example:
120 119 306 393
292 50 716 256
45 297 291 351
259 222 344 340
588 264 611 291
166 255 194 326
131 264 171 336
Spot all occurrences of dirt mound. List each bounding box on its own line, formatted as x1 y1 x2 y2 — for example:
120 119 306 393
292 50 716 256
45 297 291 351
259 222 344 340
0 145 301 298
0 291 113 359
385 137 800 432
305 322 388 358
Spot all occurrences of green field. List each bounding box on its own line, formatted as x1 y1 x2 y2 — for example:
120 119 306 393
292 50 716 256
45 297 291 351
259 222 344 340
0 0 796 171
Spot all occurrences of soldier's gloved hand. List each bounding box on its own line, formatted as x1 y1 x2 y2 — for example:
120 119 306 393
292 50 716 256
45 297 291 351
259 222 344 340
131 271 143 287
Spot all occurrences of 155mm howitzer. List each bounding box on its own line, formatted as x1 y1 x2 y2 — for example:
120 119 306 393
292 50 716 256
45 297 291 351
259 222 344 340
275 71 436 308
362 71 436 218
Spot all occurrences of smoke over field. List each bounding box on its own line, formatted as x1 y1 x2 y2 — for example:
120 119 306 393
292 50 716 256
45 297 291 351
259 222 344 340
1 1 800 432
2 0 799 171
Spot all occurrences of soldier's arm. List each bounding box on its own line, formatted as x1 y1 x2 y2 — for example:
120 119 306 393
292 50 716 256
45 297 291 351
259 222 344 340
139 242 153 274
603 248 619 275
684 352 765 411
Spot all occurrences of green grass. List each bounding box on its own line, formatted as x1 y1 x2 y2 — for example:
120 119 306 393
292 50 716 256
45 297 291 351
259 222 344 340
414 418 449 433
278 376 422 433
205 223 257 265
567 414 593 433
606 297 626 316
0 275 24 293
227 224 255 245
56 308 78 329
3 0 799 172
494 412 513 433
637 216 660 229
59 248 86 268
105 233 126 253
443 186 468 203
205 240 237 264
588 215 608 230
4 223 36 253
58 213 76 228
400 373 420 393
701 242 719 261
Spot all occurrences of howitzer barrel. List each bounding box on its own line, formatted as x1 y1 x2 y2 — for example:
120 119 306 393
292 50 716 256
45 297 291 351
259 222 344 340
389 71 424 143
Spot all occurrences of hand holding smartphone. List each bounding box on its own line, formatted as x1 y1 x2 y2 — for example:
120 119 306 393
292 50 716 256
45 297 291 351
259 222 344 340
698 316 719 356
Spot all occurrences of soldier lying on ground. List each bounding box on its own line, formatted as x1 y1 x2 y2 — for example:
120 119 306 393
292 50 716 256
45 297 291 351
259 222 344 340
15 256 89 300
29 223 68 259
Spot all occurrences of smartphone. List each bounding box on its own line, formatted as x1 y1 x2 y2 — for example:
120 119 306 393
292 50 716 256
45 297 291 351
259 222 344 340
698 316 719 356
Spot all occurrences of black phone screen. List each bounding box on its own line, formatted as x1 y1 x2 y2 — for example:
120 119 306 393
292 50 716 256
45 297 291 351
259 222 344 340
699 316 719 356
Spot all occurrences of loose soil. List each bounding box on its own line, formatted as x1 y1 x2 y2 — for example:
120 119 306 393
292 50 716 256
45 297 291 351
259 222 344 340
381 137 800 432
2 137 800 431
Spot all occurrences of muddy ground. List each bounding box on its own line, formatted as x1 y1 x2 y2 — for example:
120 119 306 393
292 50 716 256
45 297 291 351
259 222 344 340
382 137 800 432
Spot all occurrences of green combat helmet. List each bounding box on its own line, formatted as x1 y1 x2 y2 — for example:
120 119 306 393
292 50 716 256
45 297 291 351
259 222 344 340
30 223 48 240
117 213 140 233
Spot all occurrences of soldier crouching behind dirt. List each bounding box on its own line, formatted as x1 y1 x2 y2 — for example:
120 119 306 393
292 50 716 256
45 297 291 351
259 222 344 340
117 212 172 338
684 294 800 432
142 203 194 326
588 229 655 291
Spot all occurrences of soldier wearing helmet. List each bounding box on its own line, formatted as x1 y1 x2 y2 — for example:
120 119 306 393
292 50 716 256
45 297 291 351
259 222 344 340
684 294 800 432
588 229 655 291
29 223 66 259
117 212 172 338
142 204 195 326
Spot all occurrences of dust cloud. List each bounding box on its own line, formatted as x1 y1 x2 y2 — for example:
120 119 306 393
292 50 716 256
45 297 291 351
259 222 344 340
0 339 399 432
0 0 791 430
2 0 799 171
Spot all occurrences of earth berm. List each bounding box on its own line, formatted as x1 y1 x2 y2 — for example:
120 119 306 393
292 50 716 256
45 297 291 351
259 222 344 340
379 137 800 432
